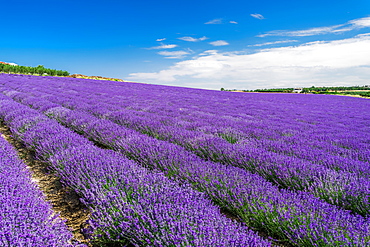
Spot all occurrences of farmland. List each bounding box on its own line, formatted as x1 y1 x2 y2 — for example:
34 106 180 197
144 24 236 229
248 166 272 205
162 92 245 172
0 73 370 246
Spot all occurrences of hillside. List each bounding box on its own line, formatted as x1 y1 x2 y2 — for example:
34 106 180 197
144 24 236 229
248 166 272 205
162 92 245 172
0 73 369 246
67 73 124 82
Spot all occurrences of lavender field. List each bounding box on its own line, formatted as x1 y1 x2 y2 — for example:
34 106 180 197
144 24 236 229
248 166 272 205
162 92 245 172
0 73 370 246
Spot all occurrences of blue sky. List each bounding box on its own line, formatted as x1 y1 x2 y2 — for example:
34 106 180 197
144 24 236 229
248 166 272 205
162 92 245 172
1 0 370 90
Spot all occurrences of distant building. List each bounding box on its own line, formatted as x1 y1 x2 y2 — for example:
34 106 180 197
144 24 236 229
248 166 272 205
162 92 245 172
293 88 303 93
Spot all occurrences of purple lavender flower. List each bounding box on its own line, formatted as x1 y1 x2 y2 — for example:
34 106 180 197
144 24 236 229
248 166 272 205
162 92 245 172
0 133 74 246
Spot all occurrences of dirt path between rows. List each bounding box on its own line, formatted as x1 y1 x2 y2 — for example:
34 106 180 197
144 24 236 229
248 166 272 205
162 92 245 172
0 123 90 246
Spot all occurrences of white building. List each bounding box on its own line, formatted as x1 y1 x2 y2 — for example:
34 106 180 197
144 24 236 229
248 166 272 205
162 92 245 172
293 88 303 93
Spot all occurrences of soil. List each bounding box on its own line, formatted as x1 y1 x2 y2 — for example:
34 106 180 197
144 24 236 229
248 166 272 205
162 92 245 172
0 124 91 246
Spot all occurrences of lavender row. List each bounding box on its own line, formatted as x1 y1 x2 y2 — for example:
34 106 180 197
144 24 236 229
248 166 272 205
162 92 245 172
93 106 370 179
2 74 369 169
87 93 369 164
78 90 370 165
64 97 370 216
0 95 269 246
0 132 74 246
8 90 370 246
3 75 368 180
17 89 370 181
10 84 370 217
0 74 370 243
15 73 368 164
101 111 370 216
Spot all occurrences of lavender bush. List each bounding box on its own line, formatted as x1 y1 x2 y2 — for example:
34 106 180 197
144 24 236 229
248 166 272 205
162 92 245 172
0 74 369 246
0 94 270 246
0 133 74 246
4 79 370 217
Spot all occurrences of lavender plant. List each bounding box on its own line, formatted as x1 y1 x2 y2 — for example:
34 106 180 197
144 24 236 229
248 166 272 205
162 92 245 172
0 95 270 246
5 81 370 217
1 73 370 246
0 133 74 246
1 84 370 246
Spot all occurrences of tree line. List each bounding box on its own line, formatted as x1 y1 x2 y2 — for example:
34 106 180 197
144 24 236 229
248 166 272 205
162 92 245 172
248 86 370 93
223 85 370 93
221 85 370 98
301 86 370 93
0 63 69 76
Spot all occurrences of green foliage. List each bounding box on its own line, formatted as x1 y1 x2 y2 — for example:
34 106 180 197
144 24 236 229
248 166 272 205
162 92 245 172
251 85 370 97
254 88 294 93
0 63 69 76
305 85 370 92
218 133 239 144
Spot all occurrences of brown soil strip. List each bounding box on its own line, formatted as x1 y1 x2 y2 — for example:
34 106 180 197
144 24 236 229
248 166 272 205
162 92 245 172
0 123 91 246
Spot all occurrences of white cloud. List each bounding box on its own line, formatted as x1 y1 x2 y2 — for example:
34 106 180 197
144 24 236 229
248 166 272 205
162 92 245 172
258 24 346 37
258 16 370 37
199 50 219 56
230 21 238 24
157 50 191 59
356 32 370 38
128 35 370 89
251 14 265 20
146 44 178 49
349 16 370 27
209 40 229 46
178 36 208 42
249 40 299 47
205 18 222 24
156 38 166 42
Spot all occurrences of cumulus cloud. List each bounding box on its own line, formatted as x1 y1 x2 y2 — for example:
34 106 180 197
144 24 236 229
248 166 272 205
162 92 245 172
258 16 370 37
205 18 222 24
178 36 208 42
209 40 229 46
156 38 166 41
146 44 177 50
230 21 238 24
128 35 370 89
251 14 265 20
